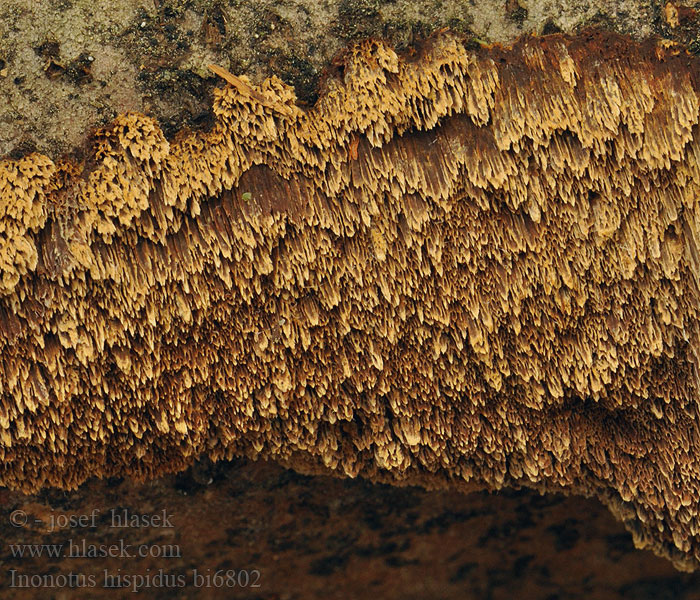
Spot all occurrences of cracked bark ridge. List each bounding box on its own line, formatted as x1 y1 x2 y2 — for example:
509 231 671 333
1 28 700 571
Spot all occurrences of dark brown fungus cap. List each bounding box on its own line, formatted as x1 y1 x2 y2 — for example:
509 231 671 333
1 28 700 571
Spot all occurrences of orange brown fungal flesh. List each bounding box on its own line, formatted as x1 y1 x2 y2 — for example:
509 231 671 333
2 28 700 570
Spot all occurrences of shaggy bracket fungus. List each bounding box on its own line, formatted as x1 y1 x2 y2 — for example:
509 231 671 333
2 28 700 571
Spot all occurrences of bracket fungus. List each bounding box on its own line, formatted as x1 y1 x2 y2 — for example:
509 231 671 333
2 28 700 570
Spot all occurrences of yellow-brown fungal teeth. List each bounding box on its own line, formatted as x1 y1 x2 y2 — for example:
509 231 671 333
2 28 700 570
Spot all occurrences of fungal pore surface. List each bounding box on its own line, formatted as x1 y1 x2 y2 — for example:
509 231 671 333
2 29 700 571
